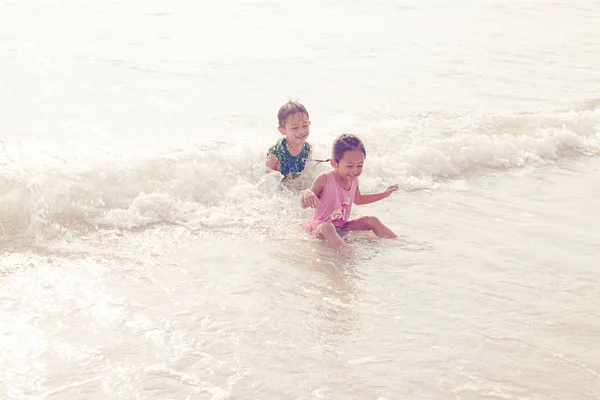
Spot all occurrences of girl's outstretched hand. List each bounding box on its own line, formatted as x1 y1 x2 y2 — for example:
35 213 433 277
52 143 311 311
301 189 320 209
384 184 399 198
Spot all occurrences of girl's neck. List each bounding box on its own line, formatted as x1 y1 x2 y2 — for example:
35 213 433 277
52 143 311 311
331 170 352 190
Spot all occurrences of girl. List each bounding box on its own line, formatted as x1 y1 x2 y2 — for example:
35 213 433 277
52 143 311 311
300 134 399 250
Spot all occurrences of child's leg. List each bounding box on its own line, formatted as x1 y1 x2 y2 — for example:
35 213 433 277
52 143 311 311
344 216 397 238
313 222 346 250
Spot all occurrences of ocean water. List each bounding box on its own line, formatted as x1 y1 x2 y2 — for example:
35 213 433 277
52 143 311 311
1 0 599 399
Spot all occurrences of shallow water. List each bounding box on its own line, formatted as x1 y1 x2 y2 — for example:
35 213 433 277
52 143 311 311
2 158 599 399
1 0 600 399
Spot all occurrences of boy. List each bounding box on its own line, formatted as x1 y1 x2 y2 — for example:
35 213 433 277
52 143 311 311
266 101 312 180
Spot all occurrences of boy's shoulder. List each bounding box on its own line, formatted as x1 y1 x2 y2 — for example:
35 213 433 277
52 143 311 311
267 137 285 154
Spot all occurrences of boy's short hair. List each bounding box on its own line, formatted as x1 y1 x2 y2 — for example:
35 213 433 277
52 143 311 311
277 101 309 127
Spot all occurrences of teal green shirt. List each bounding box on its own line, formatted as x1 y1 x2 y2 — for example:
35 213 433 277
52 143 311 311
267 138 311 179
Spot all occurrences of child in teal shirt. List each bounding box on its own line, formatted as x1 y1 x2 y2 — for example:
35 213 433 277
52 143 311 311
266 101 313 180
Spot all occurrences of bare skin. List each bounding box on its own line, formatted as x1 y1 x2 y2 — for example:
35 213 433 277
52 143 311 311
344 216 397 238
312 221 346 250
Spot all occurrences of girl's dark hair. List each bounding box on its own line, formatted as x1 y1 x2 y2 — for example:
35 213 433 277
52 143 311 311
313 134 366 165
277 101 309 127
331 134 366 162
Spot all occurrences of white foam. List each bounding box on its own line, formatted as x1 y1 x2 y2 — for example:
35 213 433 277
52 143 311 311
1 106 598 241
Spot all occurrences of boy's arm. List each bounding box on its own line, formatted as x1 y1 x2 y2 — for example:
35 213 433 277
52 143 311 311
354 184 399 205
301 173 326 209
266 153 280 172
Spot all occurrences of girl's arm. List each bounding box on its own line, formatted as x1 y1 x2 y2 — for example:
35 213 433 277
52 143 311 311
354 184 399 205
301 173 327 209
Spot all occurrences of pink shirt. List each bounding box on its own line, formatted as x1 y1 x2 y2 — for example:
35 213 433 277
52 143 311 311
304 171 358 230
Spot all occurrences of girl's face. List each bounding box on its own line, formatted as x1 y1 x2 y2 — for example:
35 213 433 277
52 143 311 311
332 149 365 182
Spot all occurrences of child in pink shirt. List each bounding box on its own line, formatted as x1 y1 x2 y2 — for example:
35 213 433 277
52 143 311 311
301 134 399 250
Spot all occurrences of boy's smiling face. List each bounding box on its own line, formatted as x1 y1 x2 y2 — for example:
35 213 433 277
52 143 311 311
278 112 310 148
